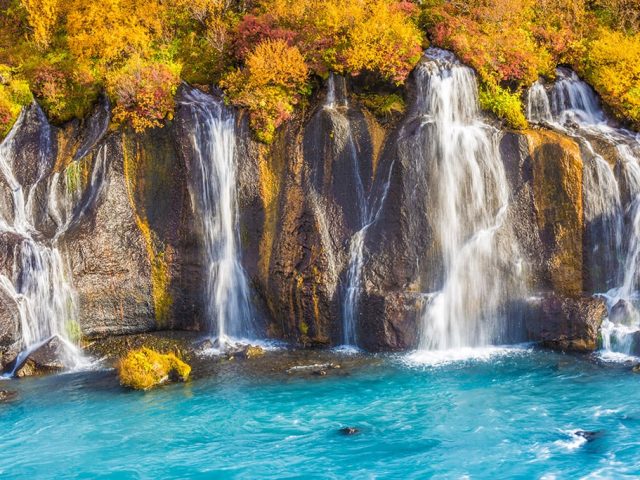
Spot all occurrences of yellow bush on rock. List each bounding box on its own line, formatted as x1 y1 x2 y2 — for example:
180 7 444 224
221 39 309 143
118 347 191 390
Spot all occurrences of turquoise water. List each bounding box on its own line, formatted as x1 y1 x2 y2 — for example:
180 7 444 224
1 348 640 479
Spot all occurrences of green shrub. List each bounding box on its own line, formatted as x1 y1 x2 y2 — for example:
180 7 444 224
479 83 528 130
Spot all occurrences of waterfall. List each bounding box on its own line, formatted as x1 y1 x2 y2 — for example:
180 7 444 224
324 76 366 347
417 49 523 351
527 68 640 356
322 74 393 348
527 81 552 124
0 108 84 372
180 89 256 346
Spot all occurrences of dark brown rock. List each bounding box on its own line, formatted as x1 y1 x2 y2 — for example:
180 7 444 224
526 294 606 351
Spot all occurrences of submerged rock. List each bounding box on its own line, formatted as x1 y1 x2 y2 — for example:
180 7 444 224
0 390 18 403
286 362 341 376
526 294 607 352
118 347 191 390
575 430 603 442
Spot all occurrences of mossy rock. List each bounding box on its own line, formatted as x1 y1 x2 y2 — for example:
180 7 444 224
118 347 191 390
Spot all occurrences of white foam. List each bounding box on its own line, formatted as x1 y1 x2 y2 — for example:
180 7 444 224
403 344 533 367
554 430 588 451
332 345 362 355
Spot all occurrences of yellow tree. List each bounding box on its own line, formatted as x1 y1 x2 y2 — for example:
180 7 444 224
65 0 165 68
21 0 60 49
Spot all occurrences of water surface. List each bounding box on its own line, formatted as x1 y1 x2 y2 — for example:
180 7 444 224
1 349 639 479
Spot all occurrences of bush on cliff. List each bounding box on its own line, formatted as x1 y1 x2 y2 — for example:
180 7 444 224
578 27 640 129
226 0 423 142
118 347 191 390
221 39 309 144
0 66 33 135
107 58 182 132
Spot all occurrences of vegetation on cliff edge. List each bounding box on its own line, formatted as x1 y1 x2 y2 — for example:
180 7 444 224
0 0 638 139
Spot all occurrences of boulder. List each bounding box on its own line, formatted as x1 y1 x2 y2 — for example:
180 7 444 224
118 347 191 390
7 336 68 377
609 299 639 326
0 390 18 403
526 294 607 351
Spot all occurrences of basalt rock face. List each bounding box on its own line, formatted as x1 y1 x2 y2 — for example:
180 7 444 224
0 75 622 355
63 123 203 337
0 95 203 361
240 80 386 346
525 294 607 352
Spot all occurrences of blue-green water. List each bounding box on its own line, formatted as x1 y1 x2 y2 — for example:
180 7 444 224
1 348 640 479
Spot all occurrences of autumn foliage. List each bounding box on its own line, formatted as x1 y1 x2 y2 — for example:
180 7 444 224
421 0 640 128
0 0 638 137
222 39 309 143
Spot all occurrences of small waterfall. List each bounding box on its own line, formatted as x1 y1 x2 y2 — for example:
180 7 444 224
0 108 84 372
417 49 523 351
527 68 640 355
180 89 256 346
527 81 552 124
323 74 392 347
551 68 605 126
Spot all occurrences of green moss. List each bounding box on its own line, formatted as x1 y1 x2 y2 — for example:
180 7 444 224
357 92 405 119
65 319 83 344
65 160 82 193
478 83 528 130
299 320 309 336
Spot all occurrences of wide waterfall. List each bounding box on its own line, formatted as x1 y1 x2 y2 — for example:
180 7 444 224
0 107 84 372
417 49 523 351
180 89 256 346
528 68 640 356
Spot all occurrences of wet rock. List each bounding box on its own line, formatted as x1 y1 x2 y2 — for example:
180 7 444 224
0 287 21 369
526 130 584 297
7 336 68 378
228 344 265 359
575 430 603 442
64 125 202 337
338 427 360 436
609 299 639 326
286 362 341 376
0 390 18 403
359 292 423 351
526 294 607 352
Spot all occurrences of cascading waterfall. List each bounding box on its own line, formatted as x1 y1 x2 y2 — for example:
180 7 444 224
0 108 84 372
180 89 256 346
417 49 523 351
323 74 392 347
527 68 640 355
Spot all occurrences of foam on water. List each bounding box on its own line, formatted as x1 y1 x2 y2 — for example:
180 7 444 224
404 344 533 367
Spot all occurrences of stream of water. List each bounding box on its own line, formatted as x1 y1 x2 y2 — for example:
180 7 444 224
417 49 523 351
180 89 256 347
0 107 84 371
